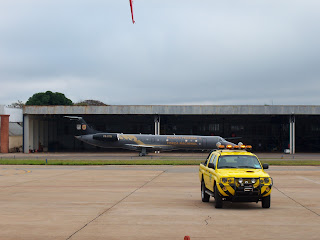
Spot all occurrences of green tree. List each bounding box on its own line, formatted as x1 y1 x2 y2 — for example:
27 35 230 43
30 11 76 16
75 99 108 106
7 100 25 108
26 91 73 106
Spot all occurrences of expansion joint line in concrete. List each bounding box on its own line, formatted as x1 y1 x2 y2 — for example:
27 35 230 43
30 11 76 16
0 168 85 188
274 185 320 217
66 169 168 240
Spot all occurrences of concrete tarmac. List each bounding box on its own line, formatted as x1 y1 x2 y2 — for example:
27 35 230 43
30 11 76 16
0 165 319 240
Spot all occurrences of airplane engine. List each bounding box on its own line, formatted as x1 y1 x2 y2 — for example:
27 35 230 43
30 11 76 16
93 133 119 142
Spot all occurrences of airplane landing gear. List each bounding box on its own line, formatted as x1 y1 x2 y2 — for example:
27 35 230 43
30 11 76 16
139 147 147 156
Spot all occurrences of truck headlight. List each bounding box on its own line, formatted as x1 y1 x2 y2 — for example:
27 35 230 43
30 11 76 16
251 178 256 184
264 178 270 183
238 178 243 184
221 178 234 184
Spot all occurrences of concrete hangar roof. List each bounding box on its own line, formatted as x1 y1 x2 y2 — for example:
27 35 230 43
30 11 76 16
23 105 320 115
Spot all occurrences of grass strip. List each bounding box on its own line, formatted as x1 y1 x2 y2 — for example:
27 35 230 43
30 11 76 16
260 160 320 166
0 159 320 166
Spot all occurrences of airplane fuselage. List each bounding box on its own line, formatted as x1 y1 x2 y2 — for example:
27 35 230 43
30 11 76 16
66 116 236 155
76 133 233 152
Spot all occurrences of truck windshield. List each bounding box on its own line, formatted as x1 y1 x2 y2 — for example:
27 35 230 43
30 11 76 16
217 155 262 169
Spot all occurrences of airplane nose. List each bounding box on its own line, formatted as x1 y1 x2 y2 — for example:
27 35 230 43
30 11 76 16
225 141 236 146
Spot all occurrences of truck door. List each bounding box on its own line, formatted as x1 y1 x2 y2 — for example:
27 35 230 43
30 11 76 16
207 154 217 192
203 153 216 191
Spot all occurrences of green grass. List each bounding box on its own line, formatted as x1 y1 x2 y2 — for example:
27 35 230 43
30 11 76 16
0 159 320 166
260 160 320 166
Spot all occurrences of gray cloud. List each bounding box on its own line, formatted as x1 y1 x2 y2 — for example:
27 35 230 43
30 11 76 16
0 1 320 105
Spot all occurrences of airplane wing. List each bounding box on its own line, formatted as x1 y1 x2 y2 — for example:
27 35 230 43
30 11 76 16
125 144 156 149
124 144 174 151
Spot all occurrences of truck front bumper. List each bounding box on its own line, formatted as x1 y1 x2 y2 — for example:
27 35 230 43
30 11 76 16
217 177 273 202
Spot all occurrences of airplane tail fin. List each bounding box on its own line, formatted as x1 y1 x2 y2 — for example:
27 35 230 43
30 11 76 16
64 116 98 135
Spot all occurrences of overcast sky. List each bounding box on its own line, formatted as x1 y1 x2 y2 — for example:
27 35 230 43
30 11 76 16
1 0 320 106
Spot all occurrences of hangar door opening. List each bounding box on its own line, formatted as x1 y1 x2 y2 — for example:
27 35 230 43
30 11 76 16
24 114 320 153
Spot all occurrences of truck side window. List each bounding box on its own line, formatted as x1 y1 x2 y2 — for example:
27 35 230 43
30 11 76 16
209 154 216 164
209 155 217 169
213 156 218 169
208 154 217 169
204 152 212 166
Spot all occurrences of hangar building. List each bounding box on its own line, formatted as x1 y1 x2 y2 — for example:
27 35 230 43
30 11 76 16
23 105 320 153
0 105 23 153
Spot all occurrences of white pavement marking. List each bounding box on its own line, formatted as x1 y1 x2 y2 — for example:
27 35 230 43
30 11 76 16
297 176 320 184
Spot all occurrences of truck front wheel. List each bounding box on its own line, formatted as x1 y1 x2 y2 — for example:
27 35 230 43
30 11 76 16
214 184 223 208
262 195 271 208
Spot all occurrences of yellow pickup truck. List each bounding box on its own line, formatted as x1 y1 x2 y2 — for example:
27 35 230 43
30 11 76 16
199 145 272 208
